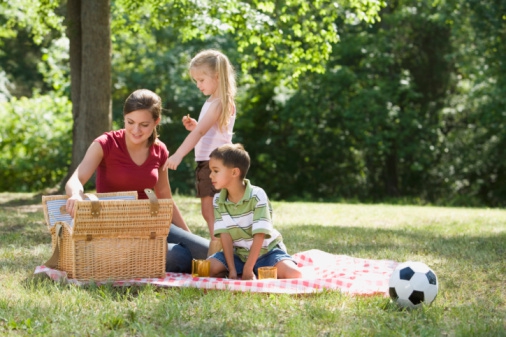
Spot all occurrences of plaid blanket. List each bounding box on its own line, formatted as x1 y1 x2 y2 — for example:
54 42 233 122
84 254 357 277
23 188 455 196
34 249 398 296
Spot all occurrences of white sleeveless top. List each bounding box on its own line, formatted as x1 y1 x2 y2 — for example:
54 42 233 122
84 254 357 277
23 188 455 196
194 98 236 161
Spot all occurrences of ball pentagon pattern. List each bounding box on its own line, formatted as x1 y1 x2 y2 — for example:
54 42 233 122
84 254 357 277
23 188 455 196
388 261 438 309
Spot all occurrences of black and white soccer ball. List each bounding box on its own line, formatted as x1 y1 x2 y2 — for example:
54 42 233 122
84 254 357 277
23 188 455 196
388 261 438 309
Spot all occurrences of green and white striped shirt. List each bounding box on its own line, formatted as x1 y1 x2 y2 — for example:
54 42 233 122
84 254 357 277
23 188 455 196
213 179 283 262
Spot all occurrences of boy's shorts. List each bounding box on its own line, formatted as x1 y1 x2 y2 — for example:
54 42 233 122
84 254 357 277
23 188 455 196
209 247 297 277
195 161 219 198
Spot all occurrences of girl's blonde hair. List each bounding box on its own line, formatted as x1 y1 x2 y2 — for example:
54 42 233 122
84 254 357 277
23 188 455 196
190 49 236 132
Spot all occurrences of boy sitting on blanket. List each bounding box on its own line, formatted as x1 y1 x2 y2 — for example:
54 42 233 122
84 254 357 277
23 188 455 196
208 143 302 280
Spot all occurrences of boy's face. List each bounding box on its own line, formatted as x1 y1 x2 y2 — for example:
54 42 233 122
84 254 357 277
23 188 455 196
209 157 237 190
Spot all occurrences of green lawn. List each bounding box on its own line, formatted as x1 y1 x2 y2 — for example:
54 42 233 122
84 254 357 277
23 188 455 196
0 192 505 336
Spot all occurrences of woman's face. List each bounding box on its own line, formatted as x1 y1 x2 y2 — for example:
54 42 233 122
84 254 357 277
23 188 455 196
124 109 159 146
190 66 219 98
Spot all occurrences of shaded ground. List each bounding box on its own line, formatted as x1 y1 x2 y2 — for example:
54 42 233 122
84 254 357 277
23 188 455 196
0 192 43 212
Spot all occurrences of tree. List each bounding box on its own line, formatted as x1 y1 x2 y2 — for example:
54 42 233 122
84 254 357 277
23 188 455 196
62 0 384 185
64 0 111 182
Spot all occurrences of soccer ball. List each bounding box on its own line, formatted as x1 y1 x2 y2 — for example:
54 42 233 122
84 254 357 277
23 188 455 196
388 261 438 309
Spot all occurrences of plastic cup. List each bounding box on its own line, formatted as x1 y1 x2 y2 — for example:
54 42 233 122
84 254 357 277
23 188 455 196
258 266 277 280
192 259 210 277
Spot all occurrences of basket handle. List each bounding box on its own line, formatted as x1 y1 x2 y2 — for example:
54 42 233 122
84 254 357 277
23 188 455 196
43 223 63 269
58 193 100 215
144 189 159 216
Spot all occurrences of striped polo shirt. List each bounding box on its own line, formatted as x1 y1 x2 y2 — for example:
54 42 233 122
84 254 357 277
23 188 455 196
213 179 283 262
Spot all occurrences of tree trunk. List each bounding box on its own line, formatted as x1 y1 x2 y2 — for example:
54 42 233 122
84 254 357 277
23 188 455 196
385 151 399 197
61 0 111 190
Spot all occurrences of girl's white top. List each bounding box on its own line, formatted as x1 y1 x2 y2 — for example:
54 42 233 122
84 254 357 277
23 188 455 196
194 98 235 161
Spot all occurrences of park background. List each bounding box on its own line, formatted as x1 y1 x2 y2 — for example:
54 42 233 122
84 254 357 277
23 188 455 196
0 0 505 207
1 2 505 335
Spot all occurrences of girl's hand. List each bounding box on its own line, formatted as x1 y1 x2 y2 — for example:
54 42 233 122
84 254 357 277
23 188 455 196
183 114 197 131
163 154 183 171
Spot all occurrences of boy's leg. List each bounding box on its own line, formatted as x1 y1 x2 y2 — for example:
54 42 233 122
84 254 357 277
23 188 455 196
255 248 302 279
209 257 228 278
274 260 302 279
209 252 246 279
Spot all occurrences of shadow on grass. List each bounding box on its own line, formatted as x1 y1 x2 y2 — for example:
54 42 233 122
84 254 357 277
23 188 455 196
281 225 506 268
3 223 503 281
0 193 43 207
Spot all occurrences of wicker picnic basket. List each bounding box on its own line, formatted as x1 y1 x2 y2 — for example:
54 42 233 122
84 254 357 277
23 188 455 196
42 189 172 281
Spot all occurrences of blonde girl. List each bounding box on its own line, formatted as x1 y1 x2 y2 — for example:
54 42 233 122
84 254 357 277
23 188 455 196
163 49 236 255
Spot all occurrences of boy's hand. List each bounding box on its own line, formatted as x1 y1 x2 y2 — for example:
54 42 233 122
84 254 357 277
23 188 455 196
163 154 183 171
241 269 256 280
228 269 238 280
183 114 196 131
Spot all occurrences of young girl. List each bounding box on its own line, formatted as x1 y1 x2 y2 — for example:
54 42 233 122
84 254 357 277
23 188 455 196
163 49 236 256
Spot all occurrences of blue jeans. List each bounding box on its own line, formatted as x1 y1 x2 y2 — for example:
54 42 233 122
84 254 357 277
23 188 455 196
166 224 209 273
209 247 296 277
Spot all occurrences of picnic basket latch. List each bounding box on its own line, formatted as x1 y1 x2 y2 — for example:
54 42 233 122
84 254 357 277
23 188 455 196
144 188 159 216
84 193 101 217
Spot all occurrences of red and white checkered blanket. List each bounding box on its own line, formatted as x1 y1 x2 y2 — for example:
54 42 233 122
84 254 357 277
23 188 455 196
34 249 398 296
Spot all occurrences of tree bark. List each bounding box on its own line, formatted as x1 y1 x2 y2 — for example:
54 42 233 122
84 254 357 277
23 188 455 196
61 0 111 190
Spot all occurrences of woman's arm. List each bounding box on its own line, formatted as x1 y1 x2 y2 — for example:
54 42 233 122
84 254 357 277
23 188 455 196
65 141 104 215
163 101 222 170
155 166 191 232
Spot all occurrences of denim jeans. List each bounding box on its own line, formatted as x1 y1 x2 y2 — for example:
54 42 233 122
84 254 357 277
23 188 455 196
209 247 295 276
166 224 209 273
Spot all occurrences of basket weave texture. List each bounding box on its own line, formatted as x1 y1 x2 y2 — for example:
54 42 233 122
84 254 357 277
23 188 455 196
42 191 173 281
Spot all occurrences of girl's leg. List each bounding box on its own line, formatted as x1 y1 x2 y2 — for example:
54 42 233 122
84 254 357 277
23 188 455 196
202 196 222 256
201 196 215 238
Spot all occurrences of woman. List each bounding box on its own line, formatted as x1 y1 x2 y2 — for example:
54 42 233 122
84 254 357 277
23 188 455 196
65 89 209 273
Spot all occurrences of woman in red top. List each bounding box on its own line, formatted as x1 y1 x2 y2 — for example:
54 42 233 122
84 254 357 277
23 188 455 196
65 89 209 272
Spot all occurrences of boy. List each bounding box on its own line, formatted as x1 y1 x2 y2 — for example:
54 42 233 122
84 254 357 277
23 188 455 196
207 143 302 280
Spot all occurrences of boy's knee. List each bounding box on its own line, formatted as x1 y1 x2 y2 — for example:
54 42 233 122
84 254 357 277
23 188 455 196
209 258 226 278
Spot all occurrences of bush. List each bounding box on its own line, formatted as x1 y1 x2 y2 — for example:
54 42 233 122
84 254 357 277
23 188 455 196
0 94 72 192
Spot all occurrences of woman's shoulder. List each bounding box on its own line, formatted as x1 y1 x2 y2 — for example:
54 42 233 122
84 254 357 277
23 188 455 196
95 129 124 144
95 129 123 139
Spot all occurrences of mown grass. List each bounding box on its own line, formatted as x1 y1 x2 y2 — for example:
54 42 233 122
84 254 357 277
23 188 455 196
0 192 505 336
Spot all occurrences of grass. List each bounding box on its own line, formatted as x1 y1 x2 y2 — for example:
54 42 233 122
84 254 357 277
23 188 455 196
0 192 505 336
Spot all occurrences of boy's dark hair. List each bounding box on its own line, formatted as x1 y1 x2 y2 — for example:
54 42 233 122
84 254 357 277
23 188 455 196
210 143 250 179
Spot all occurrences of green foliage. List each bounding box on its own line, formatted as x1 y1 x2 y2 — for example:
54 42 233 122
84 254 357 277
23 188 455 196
113 0 385 85
0 94 72 191
0 0 63 44
1 0 506 208
0 1 66 97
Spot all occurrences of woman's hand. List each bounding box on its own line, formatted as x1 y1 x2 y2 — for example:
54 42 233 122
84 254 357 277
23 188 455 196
66 194 83 218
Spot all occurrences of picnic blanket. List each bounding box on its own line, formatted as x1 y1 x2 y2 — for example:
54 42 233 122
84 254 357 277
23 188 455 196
34 249 398 296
